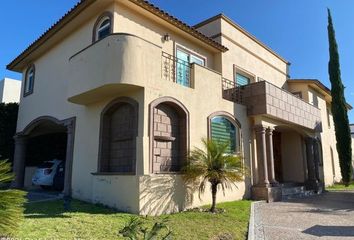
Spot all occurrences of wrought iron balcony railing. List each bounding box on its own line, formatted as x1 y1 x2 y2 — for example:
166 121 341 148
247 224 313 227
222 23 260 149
162 52 192 87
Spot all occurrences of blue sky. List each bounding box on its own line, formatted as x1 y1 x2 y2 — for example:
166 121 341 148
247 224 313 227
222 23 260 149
1 0 354 121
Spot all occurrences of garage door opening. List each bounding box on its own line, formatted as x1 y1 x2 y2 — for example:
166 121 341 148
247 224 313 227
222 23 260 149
12 116 75 199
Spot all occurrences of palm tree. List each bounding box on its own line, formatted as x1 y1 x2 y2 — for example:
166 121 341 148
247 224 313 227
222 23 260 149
0 160 27 237
182 138 245 213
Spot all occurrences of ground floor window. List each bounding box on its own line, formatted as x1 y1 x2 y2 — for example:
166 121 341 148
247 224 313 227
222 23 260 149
209 112 241 154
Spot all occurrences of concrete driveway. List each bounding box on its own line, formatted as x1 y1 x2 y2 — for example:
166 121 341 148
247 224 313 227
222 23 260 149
27 189 62 203
254 191 354 240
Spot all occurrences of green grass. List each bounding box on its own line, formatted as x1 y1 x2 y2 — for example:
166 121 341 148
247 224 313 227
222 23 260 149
327 182 354 191
16 200 251 240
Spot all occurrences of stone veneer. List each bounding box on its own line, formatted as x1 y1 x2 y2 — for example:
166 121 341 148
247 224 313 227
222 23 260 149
224 81 322 130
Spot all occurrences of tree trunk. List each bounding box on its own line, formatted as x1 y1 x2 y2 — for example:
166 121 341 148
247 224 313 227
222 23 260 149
210 183 218 213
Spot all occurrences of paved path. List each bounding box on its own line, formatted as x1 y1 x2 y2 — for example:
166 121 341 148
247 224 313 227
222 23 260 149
254 191 354 240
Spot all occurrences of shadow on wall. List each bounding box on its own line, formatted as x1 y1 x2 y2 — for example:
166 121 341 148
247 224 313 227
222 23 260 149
139 175 195 215
303 225 354 237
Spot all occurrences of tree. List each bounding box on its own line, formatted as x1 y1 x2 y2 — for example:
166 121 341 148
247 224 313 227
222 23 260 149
327 9 352 185
0 160 27 237
0 103 19 163
182 138 245 213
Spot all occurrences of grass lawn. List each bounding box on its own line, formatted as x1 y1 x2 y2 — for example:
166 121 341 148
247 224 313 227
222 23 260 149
16 199 251 240
326 182 354 191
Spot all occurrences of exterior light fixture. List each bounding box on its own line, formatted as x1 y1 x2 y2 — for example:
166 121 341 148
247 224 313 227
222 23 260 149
163 33 171 42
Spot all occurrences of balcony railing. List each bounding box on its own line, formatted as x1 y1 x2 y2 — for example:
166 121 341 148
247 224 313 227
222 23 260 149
222 78 322 130
162 52 192 87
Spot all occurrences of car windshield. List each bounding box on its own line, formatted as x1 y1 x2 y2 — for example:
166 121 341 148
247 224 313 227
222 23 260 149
38 162 54 168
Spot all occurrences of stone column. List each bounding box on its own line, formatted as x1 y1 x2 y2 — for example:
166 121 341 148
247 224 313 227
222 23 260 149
313 139 321 181
12 135 27 189
266 127 278 186
305 137 318 189
63 120 75 199
254 126 270 187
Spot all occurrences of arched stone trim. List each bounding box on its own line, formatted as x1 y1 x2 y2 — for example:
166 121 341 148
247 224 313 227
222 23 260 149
98 97 139 174
149 97 190 173
19 115 68 136
23 64 35 97
207 111 242 153
92 11 113 43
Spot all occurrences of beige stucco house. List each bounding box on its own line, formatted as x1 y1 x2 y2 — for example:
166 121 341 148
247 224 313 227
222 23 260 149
8 0 349 215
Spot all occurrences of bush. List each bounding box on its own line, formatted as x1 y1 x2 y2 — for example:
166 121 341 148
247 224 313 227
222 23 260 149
0 103 19 163
0 160 27 237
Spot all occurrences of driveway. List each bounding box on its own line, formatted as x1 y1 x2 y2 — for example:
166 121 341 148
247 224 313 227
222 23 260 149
254 191 354 240
27 189 62 203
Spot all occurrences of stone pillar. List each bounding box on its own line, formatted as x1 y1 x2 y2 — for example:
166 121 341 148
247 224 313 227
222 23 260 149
254 126 270 187
266 127 278 186
313 139 321 181
252 125 281 202
305 137 319 190
12 135 27 189
63 120 75 198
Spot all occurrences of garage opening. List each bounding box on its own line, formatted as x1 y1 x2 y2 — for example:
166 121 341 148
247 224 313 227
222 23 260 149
12 117 75 198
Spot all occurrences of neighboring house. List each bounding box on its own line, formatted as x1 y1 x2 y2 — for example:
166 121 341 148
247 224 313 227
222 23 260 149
7 0 349 215
0 78 21 103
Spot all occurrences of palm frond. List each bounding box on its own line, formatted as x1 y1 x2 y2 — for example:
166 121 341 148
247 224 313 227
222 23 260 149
182 138 246 201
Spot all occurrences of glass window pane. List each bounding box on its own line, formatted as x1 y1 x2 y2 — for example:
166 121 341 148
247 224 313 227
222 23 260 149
211 116 237 153
190 55 205 66
98 27 110 40
235 73 250 86
176 49 190 87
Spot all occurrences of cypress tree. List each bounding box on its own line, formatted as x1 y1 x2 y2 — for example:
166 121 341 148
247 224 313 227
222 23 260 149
327 9 352 185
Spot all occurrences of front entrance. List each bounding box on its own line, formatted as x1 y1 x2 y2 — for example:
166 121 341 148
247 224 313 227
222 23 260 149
273 131 283 182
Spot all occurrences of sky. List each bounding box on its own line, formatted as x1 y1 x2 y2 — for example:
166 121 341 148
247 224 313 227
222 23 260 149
1 0 354 121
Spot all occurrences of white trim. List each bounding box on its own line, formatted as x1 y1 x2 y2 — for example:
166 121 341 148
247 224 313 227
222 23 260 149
174 43 207 66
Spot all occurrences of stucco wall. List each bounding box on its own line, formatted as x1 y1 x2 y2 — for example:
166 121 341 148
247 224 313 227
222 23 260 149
281 131 306 183
196 17 288 88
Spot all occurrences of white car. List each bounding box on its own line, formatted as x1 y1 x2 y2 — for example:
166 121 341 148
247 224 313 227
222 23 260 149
32 159 62 189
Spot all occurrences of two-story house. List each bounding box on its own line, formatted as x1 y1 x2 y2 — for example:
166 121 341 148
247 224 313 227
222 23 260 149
8 0 348 215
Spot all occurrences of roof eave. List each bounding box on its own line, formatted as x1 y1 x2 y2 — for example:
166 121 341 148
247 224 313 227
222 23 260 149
7 0 228 72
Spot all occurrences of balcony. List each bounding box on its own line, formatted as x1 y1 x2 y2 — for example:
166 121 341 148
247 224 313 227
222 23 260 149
222 79 322 130
68 33 162 104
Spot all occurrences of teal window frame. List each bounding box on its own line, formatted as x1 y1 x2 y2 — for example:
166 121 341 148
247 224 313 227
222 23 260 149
176 47 206 87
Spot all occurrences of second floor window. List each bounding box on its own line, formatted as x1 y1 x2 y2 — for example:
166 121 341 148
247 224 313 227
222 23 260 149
93 12 113 42
235 73 250 86
176 48 205 87
24 65 35 96
234 66 254 87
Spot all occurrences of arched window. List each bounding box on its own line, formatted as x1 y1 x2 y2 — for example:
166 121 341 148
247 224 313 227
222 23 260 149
93 12 113 42
149 97 189 173
208 112 241 154
99 97 138 173
24 65 35 96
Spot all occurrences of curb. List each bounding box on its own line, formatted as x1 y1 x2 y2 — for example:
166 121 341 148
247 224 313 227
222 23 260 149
247 201 263 240
247 201 255 240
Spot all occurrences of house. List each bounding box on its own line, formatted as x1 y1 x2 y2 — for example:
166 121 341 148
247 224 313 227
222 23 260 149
7 0 348 215
0 78 21 103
